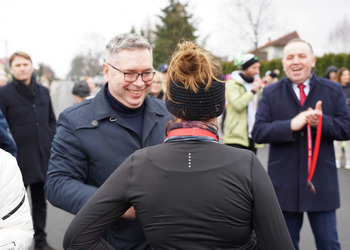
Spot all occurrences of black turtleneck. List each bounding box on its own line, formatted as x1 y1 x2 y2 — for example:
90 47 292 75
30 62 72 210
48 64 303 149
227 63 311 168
106 87 145 139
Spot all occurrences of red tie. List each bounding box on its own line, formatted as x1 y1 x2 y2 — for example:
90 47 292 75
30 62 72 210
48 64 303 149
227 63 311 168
298 84 306 106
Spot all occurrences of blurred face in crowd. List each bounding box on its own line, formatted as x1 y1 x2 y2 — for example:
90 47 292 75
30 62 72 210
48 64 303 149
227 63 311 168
160 71 167 83
282 41 316 84
10 56 34 85
339 69 350 86
0 75 8 87
329 71 337 82
266 75 274 84
150 73 163 97
243 62 260 79
85 77 95 93
103 48 153 108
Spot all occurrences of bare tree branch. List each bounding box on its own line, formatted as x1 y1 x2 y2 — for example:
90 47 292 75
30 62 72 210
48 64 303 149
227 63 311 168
221 0 275 55
328 17 350 53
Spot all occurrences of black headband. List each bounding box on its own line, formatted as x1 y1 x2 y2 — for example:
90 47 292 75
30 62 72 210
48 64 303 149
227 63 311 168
166 75 226 121
242 57 259 70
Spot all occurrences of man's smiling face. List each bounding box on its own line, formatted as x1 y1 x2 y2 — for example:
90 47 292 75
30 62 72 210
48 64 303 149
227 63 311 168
282 41 316 84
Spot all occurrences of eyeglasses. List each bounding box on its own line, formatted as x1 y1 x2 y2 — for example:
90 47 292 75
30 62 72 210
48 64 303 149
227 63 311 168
106 63 155 83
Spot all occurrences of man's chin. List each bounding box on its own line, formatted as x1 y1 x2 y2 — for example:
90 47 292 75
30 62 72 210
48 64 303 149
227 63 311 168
16 77 31 84
126 98 146 109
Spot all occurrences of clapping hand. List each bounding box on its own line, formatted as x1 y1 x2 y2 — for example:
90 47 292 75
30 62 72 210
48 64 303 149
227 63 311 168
291 101 322 131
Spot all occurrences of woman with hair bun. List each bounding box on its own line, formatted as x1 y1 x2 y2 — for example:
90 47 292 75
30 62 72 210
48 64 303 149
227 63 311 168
63 41 294 250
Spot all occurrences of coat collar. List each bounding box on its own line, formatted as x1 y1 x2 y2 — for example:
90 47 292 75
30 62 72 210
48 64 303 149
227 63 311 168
87 83 168 144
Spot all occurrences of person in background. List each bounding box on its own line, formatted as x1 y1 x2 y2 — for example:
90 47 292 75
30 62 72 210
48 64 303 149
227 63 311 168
0 74 8 87
72 80 91 104
0 69 8 87
39 75 50 89
334 67 350 169
63 40 294 250
219 73 233 138
325 65 338 82
157 63 168 83
0 108 17 157
0 52 57 250
335 67 350 103
0 149 34 250
264 69 279 85
149 71 165 100
223 53 264 154
252 39 350 250
45 33 171 250
80 76 96 95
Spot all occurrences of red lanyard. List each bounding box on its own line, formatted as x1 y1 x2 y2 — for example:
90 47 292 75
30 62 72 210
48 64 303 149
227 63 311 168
306 113 322 194
165 128 219 142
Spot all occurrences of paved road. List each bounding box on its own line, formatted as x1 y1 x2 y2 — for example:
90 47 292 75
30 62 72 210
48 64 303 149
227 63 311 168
31 83 350 249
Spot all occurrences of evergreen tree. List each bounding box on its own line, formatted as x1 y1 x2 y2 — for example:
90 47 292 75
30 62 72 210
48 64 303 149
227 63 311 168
153 0 197 68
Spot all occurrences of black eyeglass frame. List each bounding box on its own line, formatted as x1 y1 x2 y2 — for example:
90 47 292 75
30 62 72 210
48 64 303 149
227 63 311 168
106 63 155 83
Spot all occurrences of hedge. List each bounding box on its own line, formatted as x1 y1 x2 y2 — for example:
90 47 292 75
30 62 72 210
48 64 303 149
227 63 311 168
220 53 350 79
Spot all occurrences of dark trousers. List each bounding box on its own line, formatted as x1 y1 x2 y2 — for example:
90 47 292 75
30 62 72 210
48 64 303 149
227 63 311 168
226 138 257 154
26 182 48 248
283 210 340 250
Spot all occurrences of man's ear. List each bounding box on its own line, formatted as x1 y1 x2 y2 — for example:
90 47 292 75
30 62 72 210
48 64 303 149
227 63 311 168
102 63 109 82
311 57 316 68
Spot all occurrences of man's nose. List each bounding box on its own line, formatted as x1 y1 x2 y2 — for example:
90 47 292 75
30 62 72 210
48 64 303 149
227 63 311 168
292 57 300 63
133 75 145 87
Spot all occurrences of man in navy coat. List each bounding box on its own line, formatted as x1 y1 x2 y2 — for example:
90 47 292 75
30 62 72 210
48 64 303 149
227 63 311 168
252 39 350 250
46 33 171 249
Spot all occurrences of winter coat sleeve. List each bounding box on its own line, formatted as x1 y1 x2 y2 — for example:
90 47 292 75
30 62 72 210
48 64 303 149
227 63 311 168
226 79 254 112
45 111 98 215
63 154 133 250
0 109 17 157
0 149 33 250
250 153 294 249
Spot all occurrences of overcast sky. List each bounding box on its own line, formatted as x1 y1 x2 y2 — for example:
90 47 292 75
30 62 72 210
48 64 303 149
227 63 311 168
1 0 349 78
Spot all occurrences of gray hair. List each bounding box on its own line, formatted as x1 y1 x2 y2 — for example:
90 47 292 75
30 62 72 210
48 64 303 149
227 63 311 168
105 33 152 61
283 38 314 57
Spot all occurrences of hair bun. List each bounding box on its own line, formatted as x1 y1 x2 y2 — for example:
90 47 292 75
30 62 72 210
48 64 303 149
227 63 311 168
168 41 221 93
165 41 225 121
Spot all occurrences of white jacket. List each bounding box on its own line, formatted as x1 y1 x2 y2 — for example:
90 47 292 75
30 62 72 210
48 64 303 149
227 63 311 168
0 149 33 250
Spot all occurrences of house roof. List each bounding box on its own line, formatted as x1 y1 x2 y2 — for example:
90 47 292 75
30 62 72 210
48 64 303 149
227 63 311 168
251 31 300 52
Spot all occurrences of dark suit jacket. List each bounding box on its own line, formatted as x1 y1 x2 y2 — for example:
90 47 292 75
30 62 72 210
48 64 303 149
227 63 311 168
252 75 350 212
0 80 56 185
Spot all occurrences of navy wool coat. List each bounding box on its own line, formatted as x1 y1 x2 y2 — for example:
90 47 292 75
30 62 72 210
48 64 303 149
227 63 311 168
0 81 56 185
45 84 172 249
252 75 350 212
